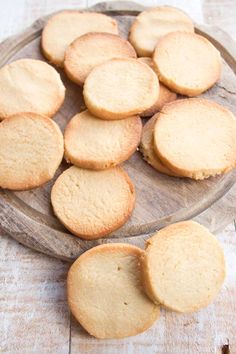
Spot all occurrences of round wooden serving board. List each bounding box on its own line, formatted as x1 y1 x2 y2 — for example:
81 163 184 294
0 1 236 261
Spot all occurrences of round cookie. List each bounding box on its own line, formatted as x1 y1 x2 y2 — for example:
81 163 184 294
64 32 137 86
64 110 142 170
153 31 221 96
0 112 64 190
129 6 194 57
83 58 159 120
51 166 135 239
138 57 177 117
140 115 180 177
67 243 160 339
153 99 236 179
141 221 225 313
42 11 119 67
0 59 65 120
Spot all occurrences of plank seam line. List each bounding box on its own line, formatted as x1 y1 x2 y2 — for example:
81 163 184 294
69 312 72 354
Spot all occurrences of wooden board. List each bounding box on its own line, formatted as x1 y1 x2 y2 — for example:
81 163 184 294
1 1 236 261
1 2 236 354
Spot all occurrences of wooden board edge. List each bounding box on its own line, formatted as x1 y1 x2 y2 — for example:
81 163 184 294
0 1 236 261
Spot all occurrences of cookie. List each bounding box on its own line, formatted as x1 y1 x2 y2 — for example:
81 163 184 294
42 11 118 67
64 32 137 86
140 115 179 177
138 57 177 117
0 113 64 190
64 110 142 170
153 99 236 179
51 166 135 239
141 221 225 313
0 59 65 120
67 243 160 339
83 58 159 120
153 31 221 96
129 6 194 57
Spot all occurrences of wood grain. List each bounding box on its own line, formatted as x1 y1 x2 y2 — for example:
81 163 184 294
0 1 236 353
0 233 70 353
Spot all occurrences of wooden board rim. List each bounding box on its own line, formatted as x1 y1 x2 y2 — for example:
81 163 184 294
0 1 236 261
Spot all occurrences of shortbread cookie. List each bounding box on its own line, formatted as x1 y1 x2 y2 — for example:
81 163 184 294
138 57 177 117
129 6 194 57
42 11 118 67
141 221 225 313
64 110 142 169
153 99 236 179
153 31 221 96
51 166 135 239
140 115 179 177
84 58 159 120
64 33 137 86
0 59 65 120
68 243 160 338
0 113 64 190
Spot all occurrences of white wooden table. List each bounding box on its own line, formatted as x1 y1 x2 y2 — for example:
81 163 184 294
0 1 236 353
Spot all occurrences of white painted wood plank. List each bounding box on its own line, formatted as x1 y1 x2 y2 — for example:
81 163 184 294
202 0 236 40
0 234 70 354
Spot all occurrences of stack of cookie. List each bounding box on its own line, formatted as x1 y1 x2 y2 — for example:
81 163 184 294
140 98 236 179
128 6 236 179
67 221 226 338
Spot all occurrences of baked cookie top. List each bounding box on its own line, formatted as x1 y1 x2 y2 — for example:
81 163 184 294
64 110 142 170
0 112 64 190
51 166 135 239
153 99 236 179
64 32 136 86
141 221 225 312
153 31 221 96
67 243 160 339
42 11 118 67
83 58 159 120
0 59 65 119
129 6 194 57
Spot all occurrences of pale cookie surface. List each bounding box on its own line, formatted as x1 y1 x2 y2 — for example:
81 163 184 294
129 6 194 57
153 31 221 96
140 115 179 177
64 110 142 170
42 11 118 67
83 58 159 120
64 33 137 86
0 113 64 190
0 59 65 120
138 57 177 117
67 243 160 339
153 99 236 179
141 221 225 313
51 166 135 239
